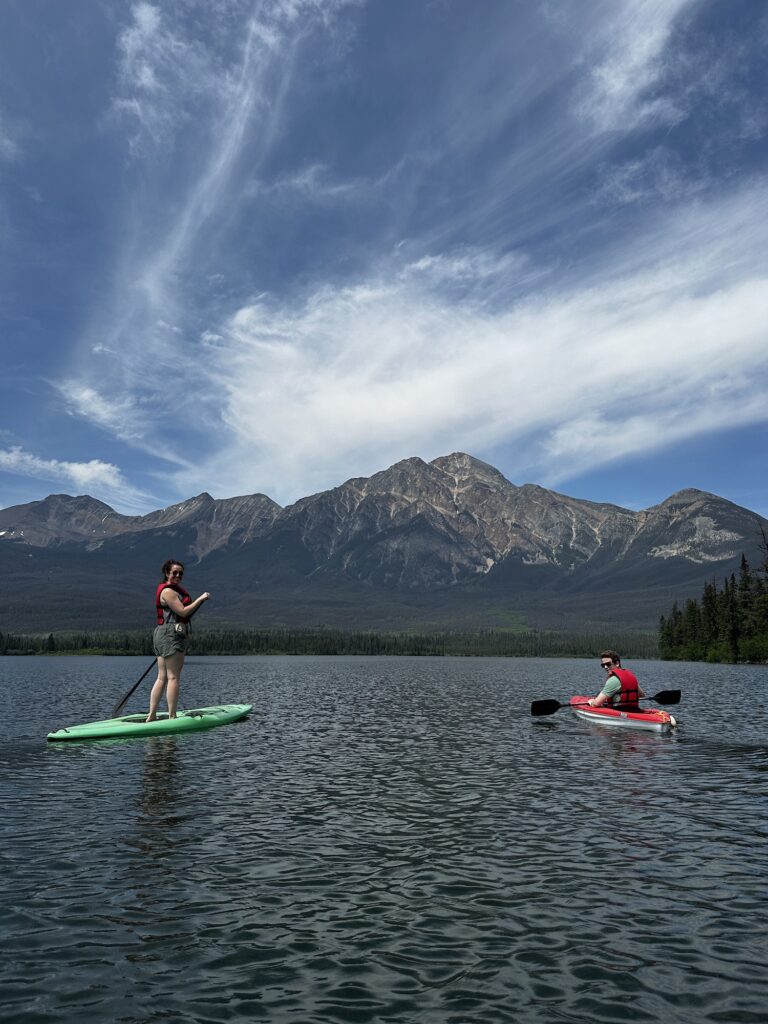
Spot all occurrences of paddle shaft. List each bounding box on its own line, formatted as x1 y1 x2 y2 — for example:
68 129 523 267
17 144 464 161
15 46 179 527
530 689 680 717
111 658 157 718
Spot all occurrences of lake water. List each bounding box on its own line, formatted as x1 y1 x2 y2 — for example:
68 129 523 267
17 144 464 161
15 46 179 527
1 655 766 1024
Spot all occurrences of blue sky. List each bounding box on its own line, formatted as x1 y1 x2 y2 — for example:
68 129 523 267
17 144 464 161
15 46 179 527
1 0 767 517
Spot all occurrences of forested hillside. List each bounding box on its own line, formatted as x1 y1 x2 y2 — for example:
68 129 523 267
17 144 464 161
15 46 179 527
659 552 768 662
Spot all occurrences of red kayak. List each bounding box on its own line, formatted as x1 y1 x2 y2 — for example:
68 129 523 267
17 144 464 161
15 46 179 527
570 696 677 733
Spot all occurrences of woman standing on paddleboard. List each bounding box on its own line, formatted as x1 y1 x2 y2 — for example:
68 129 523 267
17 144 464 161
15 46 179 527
146 559 211 722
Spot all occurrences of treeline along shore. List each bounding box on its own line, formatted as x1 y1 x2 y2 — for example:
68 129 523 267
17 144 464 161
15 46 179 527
0 628 660 659
659 552 768 663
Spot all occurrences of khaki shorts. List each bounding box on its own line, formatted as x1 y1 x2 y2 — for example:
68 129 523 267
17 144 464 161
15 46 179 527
153 623 188 659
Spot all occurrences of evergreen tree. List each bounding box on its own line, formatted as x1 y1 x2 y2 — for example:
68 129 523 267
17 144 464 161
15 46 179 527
660 552 768 663
682 598 703 660
701 580 719 651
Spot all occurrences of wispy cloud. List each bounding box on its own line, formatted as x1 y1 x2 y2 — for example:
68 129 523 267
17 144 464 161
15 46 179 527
56 381 191 471
38 0 767 513
57 382 144 443
112 1 215 153
0 446 148 509
165 179 768 502
594 147 708 206
248 163 359 200
402 249 529 286
542 387 768 483
247 155 413 207
0 108 19 161
67 0 358 463
578 0 697 132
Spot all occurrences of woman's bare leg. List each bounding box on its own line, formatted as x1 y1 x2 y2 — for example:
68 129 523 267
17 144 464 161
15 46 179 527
164 651 185 718
146 659 168 722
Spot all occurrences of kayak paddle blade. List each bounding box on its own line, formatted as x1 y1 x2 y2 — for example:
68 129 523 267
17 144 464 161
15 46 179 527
530 699 563 717
653 689 681 705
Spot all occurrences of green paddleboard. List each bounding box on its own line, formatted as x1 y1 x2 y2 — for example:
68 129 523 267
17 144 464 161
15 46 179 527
47 704 253 742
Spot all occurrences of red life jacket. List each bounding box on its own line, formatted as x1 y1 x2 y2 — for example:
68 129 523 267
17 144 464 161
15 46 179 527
155 581 191 625
608 667 641 710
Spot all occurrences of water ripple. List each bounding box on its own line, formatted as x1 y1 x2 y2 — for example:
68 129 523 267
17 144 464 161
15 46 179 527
1 656 766 1023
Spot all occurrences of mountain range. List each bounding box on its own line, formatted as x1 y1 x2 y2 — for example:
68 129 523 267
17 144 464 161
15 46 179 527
1 453 765 634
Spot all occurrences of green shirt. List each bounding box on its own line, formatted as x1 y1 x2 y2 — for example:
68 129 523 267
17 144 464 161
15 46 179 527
599 676 622 701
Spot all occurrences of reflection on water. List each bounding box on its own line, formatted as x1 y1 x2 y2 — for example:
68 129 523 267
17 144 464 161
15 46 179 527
130 737 185 843
1 655 766 1024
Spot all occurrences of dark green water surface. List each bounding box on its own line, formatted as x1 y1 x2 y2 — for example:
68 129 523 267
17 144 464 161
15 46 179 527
1 655 766 1023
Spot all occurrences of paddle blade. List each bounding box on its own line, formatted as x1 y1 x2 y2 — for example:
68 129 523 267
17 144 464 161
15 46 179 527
652 689 681 705
530 699 564 716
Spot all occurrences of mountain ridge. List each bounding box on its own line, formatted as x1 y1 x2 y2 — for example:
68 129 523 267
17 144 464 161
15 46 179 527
1 453 765 633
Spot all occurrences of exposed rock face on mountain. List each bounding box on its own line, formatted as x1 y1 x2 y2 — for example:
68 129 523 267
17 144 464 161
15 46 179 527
260 454 756 589
1 453 765 632
153 493 281 560
0 494 132 547
0 491 280 559
267 455 610 587
632 489 747 563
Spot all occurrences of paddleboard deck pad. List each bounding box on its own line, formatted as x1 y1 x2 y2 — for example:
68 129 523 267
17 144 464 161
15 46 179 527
47 704 252 741
569 696 676 733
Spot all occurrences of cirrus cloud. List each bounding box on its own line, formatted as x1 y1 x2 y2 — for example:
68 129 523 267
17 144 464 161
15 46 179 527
0 446 147 509
163 178 768 502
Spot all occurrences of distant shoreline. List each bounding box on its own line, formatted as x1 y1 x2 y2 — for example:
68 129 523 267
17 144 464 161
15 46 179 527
0 627 660 660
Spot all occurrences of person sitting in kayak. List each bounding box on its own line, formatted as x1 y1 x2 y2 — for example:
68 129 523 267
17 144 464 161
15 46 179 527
146 559 211 722
588 651 645 710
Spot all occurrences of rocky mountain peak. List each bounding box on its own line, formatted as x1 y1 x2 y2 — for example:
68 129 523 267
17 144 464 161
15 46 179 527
152 492 215 517
0 492 127 546
362 457 434 494
657 488 713 509
45 493 115 511
430 452 514 492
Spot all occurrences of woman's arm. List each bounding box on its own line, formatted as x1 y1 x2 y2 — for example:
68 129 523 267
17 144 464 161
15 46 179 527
161 588 211 620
